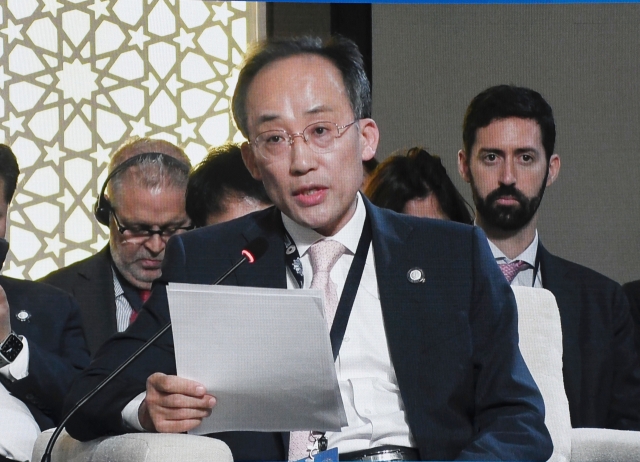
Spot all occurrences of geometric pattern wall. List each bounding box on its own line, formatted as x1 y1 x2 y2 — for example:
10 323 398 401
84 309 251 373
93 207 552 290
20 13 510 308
0 0 259 280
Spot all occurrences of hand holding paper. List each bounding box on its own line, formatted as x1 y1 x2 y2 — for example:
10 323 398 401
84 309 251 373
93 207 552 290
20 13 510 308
140 373 216 433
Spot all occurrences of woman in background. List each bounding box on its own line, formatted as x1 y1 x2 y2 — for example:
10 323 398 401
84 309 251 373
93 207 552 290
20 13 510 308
365 147 473 224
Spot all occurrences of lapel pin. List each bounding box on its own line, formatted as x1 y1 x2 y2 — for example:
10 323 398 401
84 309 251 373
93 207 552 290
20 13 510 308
16 310 31 322
407 267 425 284
286 244 296 255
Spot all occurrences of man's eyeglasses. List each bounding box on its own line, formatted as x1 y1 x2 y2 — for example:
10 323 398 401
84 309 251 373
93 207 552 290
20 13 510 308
250 120 358 159
111 210 194 244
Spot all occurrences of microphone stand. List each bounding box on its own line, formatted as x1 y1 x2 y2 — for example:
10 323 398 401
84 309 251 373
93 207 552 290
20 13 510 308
41 238 268 462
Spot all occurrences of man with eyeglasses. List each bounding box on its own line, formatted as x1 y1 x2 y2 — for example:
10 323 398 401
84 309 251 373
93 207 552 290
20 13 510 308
42 137 192 356
64 37 551 461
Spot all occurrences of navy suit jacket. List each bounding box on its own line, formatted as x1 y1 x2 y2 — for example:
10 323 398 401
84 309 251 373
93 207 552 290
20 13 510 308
539 246 640 430
0 276 90 429
41 246 117 356
65 201 552 461
622 279 640 344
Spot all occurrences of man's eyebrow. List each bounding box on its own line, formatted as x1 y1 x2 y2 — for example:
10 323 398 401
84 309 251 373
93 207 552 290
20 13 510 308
306 105 333 115
477 147 539 155
514 147 540 154
478 147 505 155
255 114 280 127
125 218 190 229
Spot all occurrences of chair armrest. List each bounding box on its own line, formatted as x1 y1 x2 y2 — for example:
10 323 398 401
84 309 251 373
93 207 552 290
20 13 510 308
32 429 233 462
571 428 640 461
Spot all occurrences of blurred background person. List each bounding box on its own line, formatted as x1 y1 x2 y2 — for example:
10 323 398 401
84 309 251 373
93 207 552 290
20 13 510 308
42 138 192 355
186 143 272 227
365 147 473 224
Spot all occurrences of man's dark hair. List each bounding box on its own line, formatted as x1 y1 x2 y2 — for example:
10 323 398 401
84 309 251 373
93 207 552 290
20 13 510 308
232 36 371 138
0 144 19 204
462 85 556 161
186 144 271 227
365 147 473 225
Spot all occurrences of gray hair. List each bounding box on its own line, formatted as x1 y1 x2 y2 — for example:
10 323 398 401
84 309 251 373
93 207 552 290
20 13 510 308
107 137 191 204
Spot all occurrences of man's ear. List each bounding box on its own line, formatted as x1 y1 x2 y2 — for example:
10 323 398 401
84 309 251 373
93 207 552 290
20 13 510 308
457 150 471 183
241 142 262 181
359 119 380 161
546 153 561 186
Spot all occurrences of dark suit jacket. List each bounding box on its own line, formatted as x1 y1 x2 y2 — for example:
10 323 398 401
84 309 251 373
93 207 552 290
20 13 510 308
622 279 640 339
65 202 552 461
539 245 640 430
41 246 117 356
0 276 90 429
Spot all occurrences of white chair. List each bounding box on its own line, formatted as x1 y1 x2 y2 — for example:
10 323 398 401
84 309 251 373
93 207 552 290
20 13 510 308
512 287 640 462
31 429 233 462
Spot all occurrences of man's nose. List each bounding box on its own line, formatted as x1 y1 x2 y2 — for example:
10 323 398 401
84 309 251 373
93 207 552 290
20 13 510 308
143 233 165 254
500 157 516 186
289 135 318 174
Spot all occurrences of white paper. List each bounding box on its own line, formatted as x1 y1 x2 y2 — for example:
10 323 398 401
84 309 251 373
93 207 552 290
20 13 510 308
167 282 347 434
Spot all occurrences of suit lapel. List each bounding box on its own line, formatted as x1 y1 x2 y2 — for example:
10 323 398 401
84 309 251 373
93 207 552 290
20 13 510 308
235 207 287 290
78 246 119 355
539 242 582 412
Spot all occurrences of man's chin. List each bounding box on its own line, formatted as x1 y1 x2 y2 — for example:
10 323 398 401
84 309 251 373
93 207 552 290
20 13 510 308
126 268 161 289
485 211 533 231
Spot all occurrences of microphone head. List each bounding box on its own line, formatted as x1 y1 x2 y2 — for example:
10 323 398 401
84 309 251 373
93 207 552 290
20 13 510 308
241 237 269 263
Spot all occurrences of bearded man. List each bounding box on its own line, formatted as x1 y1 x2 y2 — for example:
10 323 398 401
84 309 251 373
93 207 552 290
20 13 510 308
457 84 640 431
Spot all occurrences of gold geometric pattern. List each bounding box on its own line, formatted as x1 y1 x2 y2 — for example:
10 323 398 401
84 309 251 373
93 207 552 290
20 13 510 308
0 0 258 280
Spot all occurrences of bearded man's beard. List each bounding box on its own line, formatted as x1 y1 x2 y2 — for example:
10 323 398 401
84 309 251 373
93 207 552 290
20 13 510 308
471 182 544 231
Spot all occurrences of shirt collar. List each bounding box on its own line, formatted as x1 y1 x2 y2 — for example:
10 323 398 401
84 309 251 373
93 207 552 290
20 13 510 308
487 230 539 267
281 192 366 257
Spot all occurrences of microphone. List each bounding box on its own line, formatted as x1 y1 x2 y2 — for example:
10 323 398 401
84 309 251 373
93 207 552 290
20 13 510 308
213 236 268 284
41 237 269 462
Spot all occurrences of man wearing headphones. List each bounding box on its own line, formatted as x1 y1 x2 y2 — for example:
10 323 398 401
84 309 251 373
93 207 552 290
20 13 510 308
42 137 192 356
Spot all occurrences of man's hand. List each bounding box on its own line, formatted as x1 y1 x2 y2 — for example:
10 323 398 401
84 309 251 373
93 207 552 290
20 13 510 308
139 373 216 433
0 286 11 343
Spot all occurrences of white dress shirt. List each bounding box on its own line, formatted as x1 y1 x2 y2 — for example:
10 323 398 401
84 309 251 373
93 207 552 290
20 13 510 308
113 269 136 332
282 193 414 453
0 381 40 461
487 231 542 288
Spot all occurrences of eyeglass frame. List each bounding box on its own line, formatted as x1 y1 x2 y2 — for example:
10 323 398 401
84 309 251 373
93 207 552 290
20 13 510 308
249 120 359 158
111 209 194 243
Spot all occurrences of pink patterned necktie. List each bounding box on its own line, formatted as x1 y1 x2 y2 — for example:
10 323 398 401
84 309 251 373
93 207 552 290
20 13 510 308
499 260 530 284
288 239 345 461
308 239 346 327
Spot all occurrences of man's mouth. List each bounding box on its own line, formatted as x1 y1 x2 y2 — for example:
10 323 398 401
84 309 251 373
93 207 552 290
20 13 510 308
494 195 520 206
139 259 162 269
293 186 327 206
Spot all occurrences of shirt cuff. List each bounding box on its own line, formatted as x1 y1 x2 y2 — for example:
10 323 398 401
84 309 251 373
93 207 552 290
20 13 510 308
0 336 29 381
122 391 147 432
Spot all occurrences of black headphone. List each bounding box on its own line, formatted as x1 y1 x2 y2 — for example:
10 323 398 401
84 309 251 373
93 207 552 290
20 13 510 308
94 152 191 227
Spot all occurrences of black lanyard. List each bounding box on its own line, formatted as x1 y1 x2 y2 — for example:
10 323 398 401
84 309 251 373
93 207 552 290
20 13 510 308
531 248 541 288
282 215 373 360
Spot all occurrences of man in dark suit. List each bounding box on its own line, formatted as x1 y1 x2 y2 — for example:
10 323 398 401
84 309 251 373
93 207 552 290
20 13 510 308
65 37 552 461
41 138 192 356
0 144 90 460
457 84 640 430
